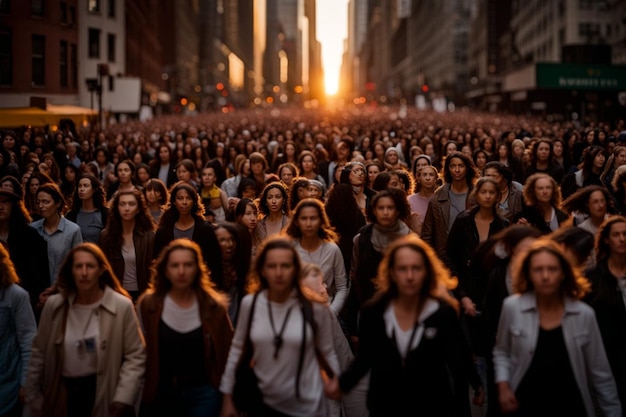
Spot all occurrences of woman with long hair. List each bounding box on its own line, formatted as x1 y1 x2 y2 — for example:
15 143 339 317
522 138 564 184
516 173 570 234
297 150 327 191
285 198 348 316
149 145 177 188
561 185 613 236
60 163 79 204
175 159 199 189
288 177 310 212
31 183 83 285
0 244 37 417
219 237 339 417
493 239 620 416
107 159 140 201
25 243 145 417
561 145 607 199
255 181 290 241
325 235 483 416
231 198 260 262
610 165 626 215
408 165 438 235
65 174 109 244
601 145 626 190
99 190 156 301
339 161 376 214
143 178 169 224
276 162 299 188
137 239 233 417
482 161 524 223
24 171 54 221
153 182 222 288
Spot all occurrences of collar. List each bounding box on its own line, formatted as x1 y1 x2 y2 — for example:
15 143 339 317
384 297 440 339
519 291 581 316
59 286 119 316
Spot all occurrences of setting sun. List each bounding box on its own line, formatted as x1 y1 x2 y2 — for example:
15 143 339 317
317 0 348 96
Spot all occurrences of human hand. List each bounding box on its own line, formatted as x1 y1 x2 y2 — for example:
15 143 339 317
498 382 519 414
516 217 529 226
461 297 478 316
219 394 238 417
472 386 485 407
323 376 342 401
37 287 55 310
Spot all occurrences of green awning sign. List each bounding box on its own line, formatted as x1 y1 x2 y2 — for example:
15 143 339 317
536 63 626 90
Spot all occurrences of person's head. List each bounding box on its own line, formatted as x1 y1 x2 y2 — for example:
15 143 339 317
277 162 299 187
306 179 325 200
443 152 477 186
561 185 612 218
612 165 626 194
36 183 66 217
339 161 366 187
366 188 411 226
297 150 317 174
201 164 218 188
165 181 205 221
63 163 79 184
549 226 595 268
511 139 525 159
115 159 136 185
94 147 110 166
366 162 383 187
258 181 289 216
335 138 354 162
483 161 513 188
393 170 414 194
249 152 269 175
411 155 432 179
415 165 438 192
512 239 589 299
56 243 129 298
248 236 304 297
175 158 196 184
472 149 489 170
595 216 626 263
581 145 607 175
143 178 169 206
0 242 20 288
135 163 151 185
300 262 329 304
531 138 554 165
285 198 337 242
234 197 258 232
0 175 23 199
74 174 106 208
469 177 500 214
375 234 458 311
0 187 30 224
110 189 154 227
156 144 172 164
384 147 400 165
237 177 257 199
490 224 542 261
523 173 561 208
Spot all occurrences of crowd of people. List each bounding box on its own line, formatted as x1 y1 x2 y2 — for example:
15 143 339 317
1 106 626 417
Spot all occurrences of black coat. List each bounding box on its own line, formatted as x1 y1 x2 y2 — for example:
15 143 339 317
149 164 178 188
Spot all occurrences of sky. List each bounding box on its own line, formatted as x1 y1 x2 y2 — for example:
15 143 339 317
316 0 349 96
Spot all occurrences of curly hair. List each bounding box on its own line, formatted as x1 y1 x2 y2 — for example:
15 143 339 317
523 173 561 208
529 138 554 167
374 234 458 314
0 243 20 287
561 185 613 215
69 174 107 214
284 198 338 243
512 238 590 299
366 188 411 224
101 190 156 255
258 181 289 217
595 216 626 263
56 243 130 299
158 181 205 229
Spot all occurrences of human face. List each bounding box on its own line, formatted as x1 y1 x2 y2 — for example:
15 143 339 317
36 191 60 218
72 250 103 294
534 178 553 204
536 143 550 162
483 168 503 187
265 187 284 213
145 188 161 205
445 143 457 156
29 178 40 195
262 248 296 296
593 152 606 170
604 222 626 257
201 168 216 187
476 182 498 209
475 153 487 168
251 161 264 175
419 168 437 189
386 150 399 164
415 157 430 171
77 178 94 201
137 168 150 184
65 166 76 183
528 251 563 298
348 165 365 187
159 146 170 163
118 194 139 221
388 175 403 191
0 197 13 221
301 155 315 173
176 165 191 183
498 144 508 159
296 206 321 238
448 157 467 182
165 248 198 291
285 144 296 156
587 190 607 219
1 181 13 193
279 167 294 185
3 135 15 149
215 227 236 261
512 143 524 158
240 203 258 231
367 165 381 186
307 185 322 199
616 150 626 167
552 141 563 158
117 163 132 184
373 196 398 227
336 142 350 161
301 270 328 303
390 247 426 299
174 189 193 216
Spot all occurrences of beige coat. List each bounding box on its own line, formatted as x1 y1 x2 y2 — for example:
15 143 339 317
25 286 146 417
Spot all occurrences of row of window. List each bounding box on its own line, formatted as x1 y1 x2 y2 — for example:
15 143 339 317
88 28 116 61
0 0 115 19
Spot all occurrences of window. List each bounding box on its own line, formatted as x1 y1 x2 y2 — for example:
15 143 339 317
0 28 12 85
60 41 68 87
108 0 115 17
69 5 76 24
88 28 100 58
107 33 115 62
88 0 100 13
579 22 600 38
31 0 43 16
32 35 45 86
70 44 77 88
60 1 67 23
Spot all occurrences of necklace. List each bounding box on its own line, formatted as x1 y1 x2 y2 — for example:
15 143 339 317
267 298 294 359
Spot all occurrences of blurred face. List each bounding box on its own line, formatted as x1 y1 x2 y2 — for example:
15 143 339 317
301 155 315 173
265 187 284 213
534 178 553 204
536 143 550 162
117 163 132 183
552 141 563 157
72 250 103 294
279 167 294 185
475 153 487 168
174 189 193 216
588 190 607 219
165 248 198 291
251 161 264 175
159 147 170 163
262 248 296 295
483 168 503 187
390 247 426 298
36 191 60 218
604 222 626 257
3 135 15 149
145 188 161 205
419 168 437 189
388 174 403 191
239 203 258 231
137 167 150 184
201 167 216 187
216 227 236 261
241 186 256 200
415 157 430 171
307 185 322 199
65 166 76 182
296 206 321 238
448 157 467 182
176 165 191 183
348 165 365 187
386 150 399 164
241 160 251 176
528 251 563 298
513 143 524 158
367 165 381 185
373 196 398 227
593 152 606 170
29 178 40 195
301 270 328 303
476 182 498 209
118 194 139 221
1 181 13 192
77 178 94 200
336 142 350 161
445 143 457 155
616 150 626 167
0 197 13 221
498 144 508 158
